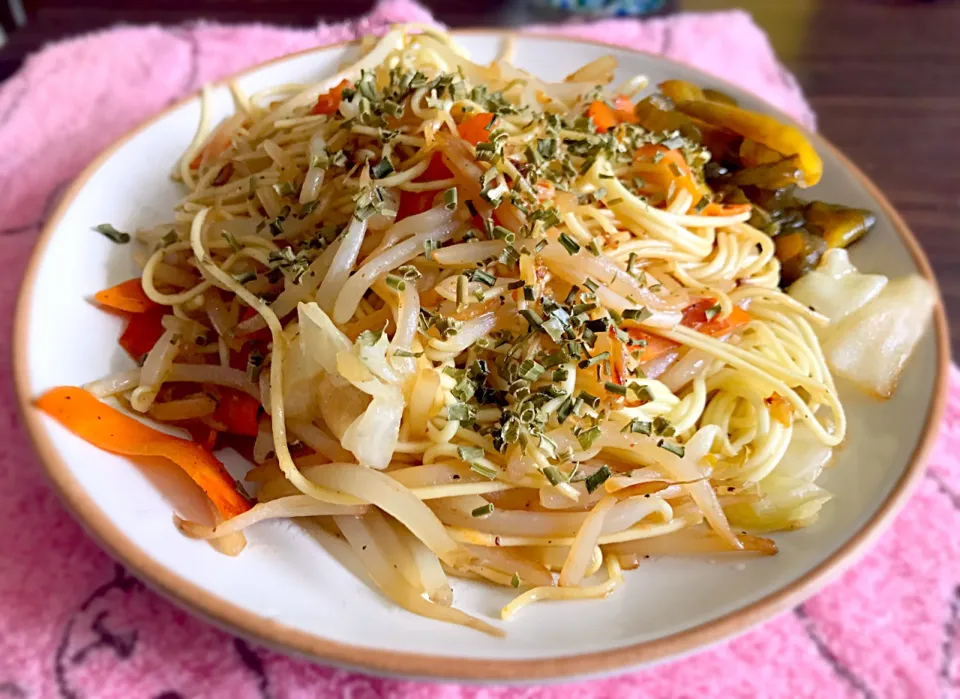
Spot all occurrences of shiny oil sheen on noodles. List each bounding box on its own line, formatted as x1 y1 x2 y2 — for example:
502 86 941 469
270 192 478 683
36 27 936 634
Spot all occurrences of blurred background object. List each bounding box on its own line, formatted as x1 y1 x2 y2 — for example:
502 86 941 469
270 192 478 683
0 0 958 354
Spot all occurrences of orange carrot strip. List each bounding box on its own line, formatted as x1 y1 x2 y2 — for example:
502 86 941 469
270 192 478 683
682 298 752 336
626 328 682 363
35 387 251 519
457 112 497 145
312 79 350 116
611 95 638 124
94 278 157 314
634 144 706 203
587 101 619 133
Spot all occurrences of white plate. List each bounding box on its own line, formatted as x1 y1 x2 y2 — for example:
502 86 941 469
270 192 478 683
13 32 949 682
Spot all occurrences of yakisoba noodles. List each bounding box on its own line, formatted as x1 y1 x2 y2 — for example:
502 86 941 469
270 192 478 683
37 26 936 634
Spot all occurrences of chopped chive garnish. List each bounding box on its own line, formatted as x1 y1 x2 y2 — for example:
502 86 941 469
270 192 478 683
518 360 545 382
541 466 565 486
658 440 685 457
577 390 601 410
456 274 469 309
558 232 581 255
587 239 602 256
628 383 654 403
622 419 652 435
94 224 130 244
541 317 565 342
458 445 485 463
583 278 599 292
575 425 602 450
471 462 498 480
704 304 722 322
385 274 406 291
499 245 520 266
534 239 548 253
470 269 497 286
246 350 265 383
585 465 611 494
578 351 609 369
604 381 627 396
653 416 675 437
623 307 652 322
471 503 495 517
507 280 525 290
444 187 458 211
233 271 257 284
511 572 521 588
492 225 516 243
520 309 543 328
371 158 395 179
393 349 423 358
556 396 574 424
423 238 438 260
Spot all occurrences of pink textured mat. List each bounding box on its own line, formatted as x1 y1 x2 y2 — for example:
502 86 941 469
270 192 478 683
0 1 955 696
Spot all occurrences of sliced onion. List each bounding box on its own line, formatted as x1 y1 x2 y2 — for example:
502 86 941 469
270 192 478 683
431 495 590 537
406 368 441 437
333 513 501 636
599 424 740 549
428 312 496 354
238 238 344 335
392 518 454 605
464 544 555 588
363 205 455 261
148 395 216 421
333 224 458 324
559 496 616 587
253 415 274 463
167 364 260 398
287 420 354 462
300 167 325 204
390 284 419 378
603 527 777 557
132 328 181 412
176 495 367 540
304 463 469 566
85 370 140 397
539 240 685 314
661 349 711 392
315 216 368 314
639 349 681 380
432 240 507 267
601 496 672 535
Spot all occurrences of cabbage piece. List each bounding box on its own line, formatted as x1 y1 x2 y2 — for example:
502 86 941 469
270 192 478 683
298 301 352 377
787 248 887 323
773 423 832 483
297 301 404 468
824 274 936 398
282 331 320 420
725 475 831 532
336 351 404 470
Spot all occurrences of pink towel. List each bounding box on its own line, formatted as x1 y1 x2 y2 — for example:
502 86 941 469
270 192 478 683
0 1 955 696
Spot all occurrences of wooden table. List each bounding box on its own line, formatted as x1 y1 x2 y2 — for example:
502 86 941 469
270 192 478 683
1 0 956 354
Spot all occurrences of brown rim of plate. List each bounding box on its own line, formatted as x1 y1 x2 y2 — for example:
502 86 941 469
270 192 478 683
12 29 951 683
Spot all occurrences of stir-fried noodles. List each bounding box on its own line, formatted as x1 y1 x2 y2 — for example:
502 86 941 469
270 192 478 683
37 27 936 633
